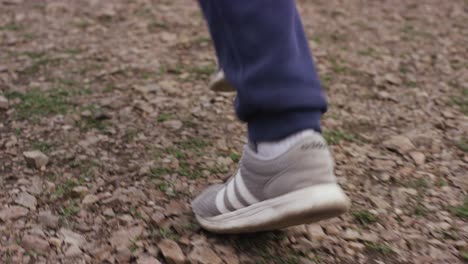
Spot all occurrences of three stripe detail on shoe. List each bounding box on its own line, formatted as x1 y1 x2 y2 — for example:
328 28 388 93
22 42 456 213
215 170 259 214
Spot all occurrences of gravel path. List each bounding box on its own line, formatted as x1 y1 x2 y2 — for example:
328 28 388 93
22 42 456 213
0 0 467 263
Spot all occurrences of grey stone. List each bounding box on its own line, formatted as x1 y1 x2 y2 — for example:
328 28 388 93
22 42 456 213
0 95 9 109
23 151 49 169
38 210 59 229
158 239 185 264
15 192 37 210
22 235 50 253
188 245 223 264
0 206 29 221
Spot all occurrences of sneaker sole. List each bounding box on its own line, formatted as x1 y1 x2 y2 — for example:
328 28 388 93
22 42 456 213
195 183 350 234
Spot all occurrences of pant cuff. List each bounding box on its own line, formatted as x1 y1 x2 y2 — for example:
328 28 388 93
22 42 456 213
247 111 322 142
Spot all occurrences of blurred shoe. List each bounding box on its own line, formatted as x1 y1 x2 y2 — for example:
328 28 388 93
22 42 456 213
209 69 235 92
191 130 349 234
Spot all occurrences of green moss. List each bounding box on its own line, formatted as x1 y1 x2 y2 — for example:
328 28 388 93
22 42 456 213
230 153 241 163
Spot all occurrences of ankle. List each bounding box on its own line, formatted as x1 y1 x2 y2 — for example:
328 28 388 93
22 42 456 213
247 111 322 143
257 129 319 159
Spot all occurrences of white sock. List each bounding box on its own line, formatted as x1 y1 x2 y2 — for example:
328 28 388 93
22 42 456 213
257 129 318 159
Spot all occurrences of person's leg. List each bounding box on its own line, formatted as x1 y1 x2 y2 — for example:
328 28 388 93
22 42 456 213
193 0 349 234
199 0 326 143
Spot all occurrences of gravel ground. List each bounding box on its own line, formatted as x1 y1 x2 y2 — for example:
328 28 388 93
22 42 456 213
0 0 467 263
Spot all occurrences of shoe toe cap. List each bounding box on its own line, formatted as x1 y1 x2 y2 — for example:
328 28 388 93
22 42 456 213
191 184 224 217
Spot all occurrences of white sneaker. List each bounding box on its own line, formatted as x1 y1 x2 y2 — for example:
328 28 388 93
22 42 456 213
191 131 350 234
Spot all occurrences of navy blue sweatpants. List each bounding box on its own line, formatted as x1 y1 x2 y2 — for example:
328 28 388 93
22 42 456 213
198 0 327 142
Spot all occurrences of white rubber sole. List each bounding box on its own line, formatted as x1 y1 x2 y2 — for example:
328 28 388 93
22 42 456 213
209 70 235 92
196 183 350 234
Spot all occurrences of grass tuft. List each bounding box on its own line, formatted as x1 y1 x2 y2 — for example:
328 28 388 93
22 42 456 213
0 22 22 31
451 88 468 115
413 204 428 217
59 200 80 219
52 180 77 199
7 89 71 120
157 113 172 123
365 242 394 255
461 250 468 261
32 140 52 153
353 210 378 225
455 138 468 152
323 130 355 145
159 228 179 241
410 179 429 189
190 65 216 79
451 197 468 219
